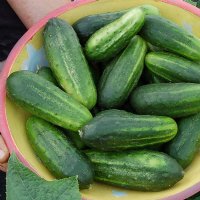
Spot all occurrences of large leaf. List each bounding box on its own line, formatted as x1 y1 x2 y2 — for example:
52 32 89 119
6 153 81 200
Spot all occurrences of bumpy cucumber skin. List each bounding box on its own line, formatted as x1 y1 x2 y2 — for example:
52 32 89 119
37 67 86 149
26 116 93 188
73 5 159 43
146 52 200 83
43 18 97 109
98 36 147 108
165 113 200 169
73 10 127 44
37 67 58 85
80 109 177 151
86 150 184 191
85 8 145 61
130 83 200 118
140 15 200 61
6 71 92 131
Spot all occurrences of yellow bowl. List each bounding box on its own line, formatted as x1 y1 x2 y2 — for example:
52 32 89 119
1 0 200 199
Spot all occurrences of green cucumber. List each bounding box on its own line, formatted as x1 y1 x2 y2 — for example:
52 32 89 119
74 10 128 44
37 67 86 149
43 18 97 109
165 113 200 169
85 8 145 61
73 5 159 43
6 71 92 131
80 109 177 151
146 52 200 83
130 83 200 118
86 150 184 191
26 116 93 188
140 15 200 61
37 67 58 85
98 36 147 108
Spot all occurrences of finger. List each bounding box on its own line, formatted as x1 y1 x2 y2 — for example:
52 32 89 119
0 135 9 163
0 163 7 172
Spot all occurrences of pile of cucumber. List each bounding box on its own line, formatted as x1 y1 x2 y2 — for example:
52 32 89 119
6 4 200 192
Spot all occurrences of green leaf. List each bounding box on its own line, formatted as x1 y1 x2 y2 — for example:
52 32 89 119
6 153 81 200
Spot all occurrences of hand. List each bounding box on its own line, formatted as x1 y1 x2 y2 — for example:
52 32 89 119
7 0 72 28
0 135 9 172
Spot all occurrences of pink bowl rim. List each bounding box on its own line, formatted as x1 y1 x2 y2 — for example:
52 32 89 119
0 0 200 199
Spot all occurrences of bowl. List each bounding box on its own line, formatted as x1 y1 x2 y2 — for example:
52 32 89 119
1 0 200 199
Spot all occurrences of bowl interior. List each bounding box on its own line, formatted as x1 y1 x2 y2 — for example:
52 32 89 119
5 0 200 199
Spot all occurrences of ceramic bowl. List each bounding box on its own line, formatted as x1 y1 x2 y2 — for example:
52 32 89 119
1 0 200 199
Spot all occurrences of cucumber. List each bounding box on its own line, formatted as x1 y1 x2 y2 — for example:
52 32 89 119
140 15 200 61
73 5 159 43
36 67 86 149
6 71 92 131
43 18 97 109
26 116 93 188
85 8 145 61
165 113 200 169
37 67 58 85
146 52 200 83
80 109 177 151
98 36 147 108
74 10 127 44
130 83 200 118
86 150 184 191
